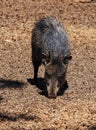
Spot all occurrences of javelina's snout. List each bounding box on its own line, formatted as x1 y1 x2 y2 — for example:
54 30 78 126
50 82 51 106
45 77 60 99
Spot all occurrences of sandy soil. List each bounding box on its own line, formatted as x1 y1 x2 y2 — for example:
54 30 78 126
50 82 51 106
0 0 96 129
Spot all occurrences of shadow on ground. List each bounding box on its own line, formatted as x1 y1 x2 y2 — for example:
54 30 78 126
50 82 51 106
0 79 25 89
27 78 48 97
27 78 68 98
88 125 96 130
57 80 69 96
0 112 40 122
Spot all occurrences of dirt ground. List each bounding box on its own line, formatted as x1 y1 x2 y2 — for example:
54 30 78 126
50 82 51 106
0 0 96 129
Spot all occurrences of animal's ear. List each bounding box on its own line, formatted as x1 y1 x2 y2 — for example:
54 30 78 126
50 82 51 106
63 55 72 64
67 55 72 60
42 53 47 59
42 53 47 65
42 53 51 65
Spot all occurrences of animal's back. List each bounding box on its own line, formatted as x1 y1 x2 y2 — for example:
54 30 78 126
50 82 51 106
32 16 71 59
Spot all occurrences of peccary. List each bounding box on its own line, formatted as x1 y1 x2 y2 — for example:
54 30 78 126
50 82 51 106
32 16 72 98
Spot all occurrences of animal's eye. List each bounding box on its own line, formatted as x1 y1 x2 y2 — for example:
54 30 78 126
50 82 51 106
45 79 49 86
46 58 50 64
47 82 49 86
57 84 59 88
45 72 51 79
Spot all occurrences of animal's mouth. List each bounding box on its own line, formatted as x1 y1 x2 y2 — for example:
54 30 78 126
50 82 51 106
48 94 57 99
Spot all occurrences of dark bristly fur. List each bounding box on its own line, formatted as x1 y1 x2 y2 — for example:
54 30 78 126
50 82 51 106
32 16 72 98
